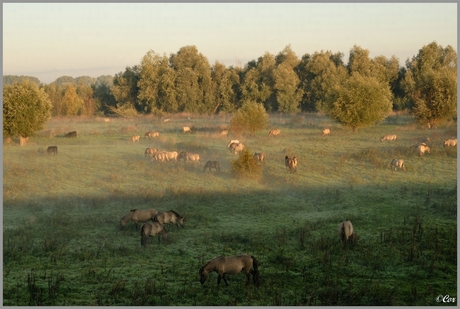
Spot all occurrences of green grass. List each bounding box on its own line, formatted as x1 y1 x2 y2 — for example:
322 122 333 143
3 113 457 305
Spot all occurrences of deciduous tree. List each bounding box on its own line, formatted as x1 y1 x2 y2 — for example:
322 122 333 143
403 41 457 128
3 80 52 145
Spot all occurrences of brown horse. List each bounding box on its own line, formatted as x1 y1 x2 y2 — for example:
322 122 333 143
120 208 158 230
140 222 168 246
47 146 58 155
203 161 220 172
153 210 185 230
199 255 259 286
285 155 297 173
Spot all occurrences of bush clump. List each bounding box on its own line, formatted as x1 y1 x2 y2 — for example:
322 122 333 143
231 148 262 180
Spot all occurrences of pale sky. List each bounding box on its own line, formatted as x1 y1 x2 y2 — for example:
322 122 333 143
3 3 457 84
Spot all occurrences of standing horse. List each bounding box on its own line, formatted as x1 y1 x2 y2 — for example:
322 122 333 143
203 161 220 172
140 222 168 246
153 210 185 230
285 155 297 173
199 255 259 286
338 220 356 248
120 208 158 230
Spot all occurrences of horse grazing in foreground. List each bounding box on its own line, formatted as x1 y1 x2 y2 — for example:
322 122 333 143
391 159 406 171
140 222 168 246
338 220 356 248
153 210 185 230
268 129 281 137
285 155 297 173
120 208 158 230
199 255 260 286
203 160 220 172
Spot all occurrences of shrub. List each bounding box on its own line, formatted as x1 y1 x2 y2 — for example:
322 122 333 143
231 148 262 180
229 101 269 136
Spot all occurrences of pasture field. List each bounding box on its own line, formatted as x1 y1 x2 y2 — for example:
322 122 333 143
3 113 457 306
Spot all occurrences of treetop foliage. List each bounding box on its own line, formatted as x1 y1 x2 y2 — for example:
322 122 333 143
3 41 456 130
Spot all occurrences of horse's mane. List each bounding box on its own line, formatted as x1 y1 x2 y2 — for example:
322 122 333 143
169 210 181 217
201 255 225 270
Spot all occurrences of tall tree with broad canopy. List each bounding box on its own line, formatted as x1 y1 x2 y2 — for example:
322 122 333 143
170 45 213 113
3 80 52 145
326 72 393 132
402 41 457 128
274 45 303 113
111 66 141 115
210 61 240 114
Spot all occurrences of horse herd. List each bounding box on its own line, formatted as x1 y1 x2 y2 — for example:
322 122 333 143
45 129 457 176
379 134 457 172
119 205 355 286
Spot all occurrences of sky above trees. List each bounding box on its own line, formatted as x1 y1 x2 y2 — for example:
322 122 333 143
3 3 457 84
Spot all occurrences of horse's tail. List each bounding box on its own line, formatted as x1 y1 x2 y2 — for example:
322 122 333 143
251 255 260 286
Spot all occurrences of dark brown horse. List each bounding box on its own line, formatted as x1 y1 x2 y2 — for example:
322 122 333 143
203 161 220 172
153 210 184 230
47 146 58 154
64 131 77 138
140 222 168 246
199 254 259 286
120 208 158 230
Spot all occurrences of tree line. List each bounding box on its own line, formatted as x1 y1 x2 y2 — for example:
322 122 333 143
3 41 457 141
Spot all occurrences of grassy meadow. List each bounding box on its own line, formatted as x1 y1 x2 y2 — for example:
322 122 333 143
3 113 457 306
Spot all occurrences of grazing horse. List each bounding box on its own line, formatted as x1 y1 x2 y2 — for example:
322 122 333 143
151 152 167 162
285 155 297 173
186 153 201 163
183 126 191 133
381 134 397 142
199 255 260 286
64 131 77 138
391 159 406 171
153 210 185 230
144 131 160 138
219 129 229 136
338 220 356 248
130 135 140 142
444 139 457 147
145 148 158 157
140 222 168 246
268 129 281 137
253 152 266 165
178 151 189 162
164 151 178 161
322 128 331 136
229 142 245 155
418 143 431 156
203 161 220 172
120 208 158 230
47 146 58 155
